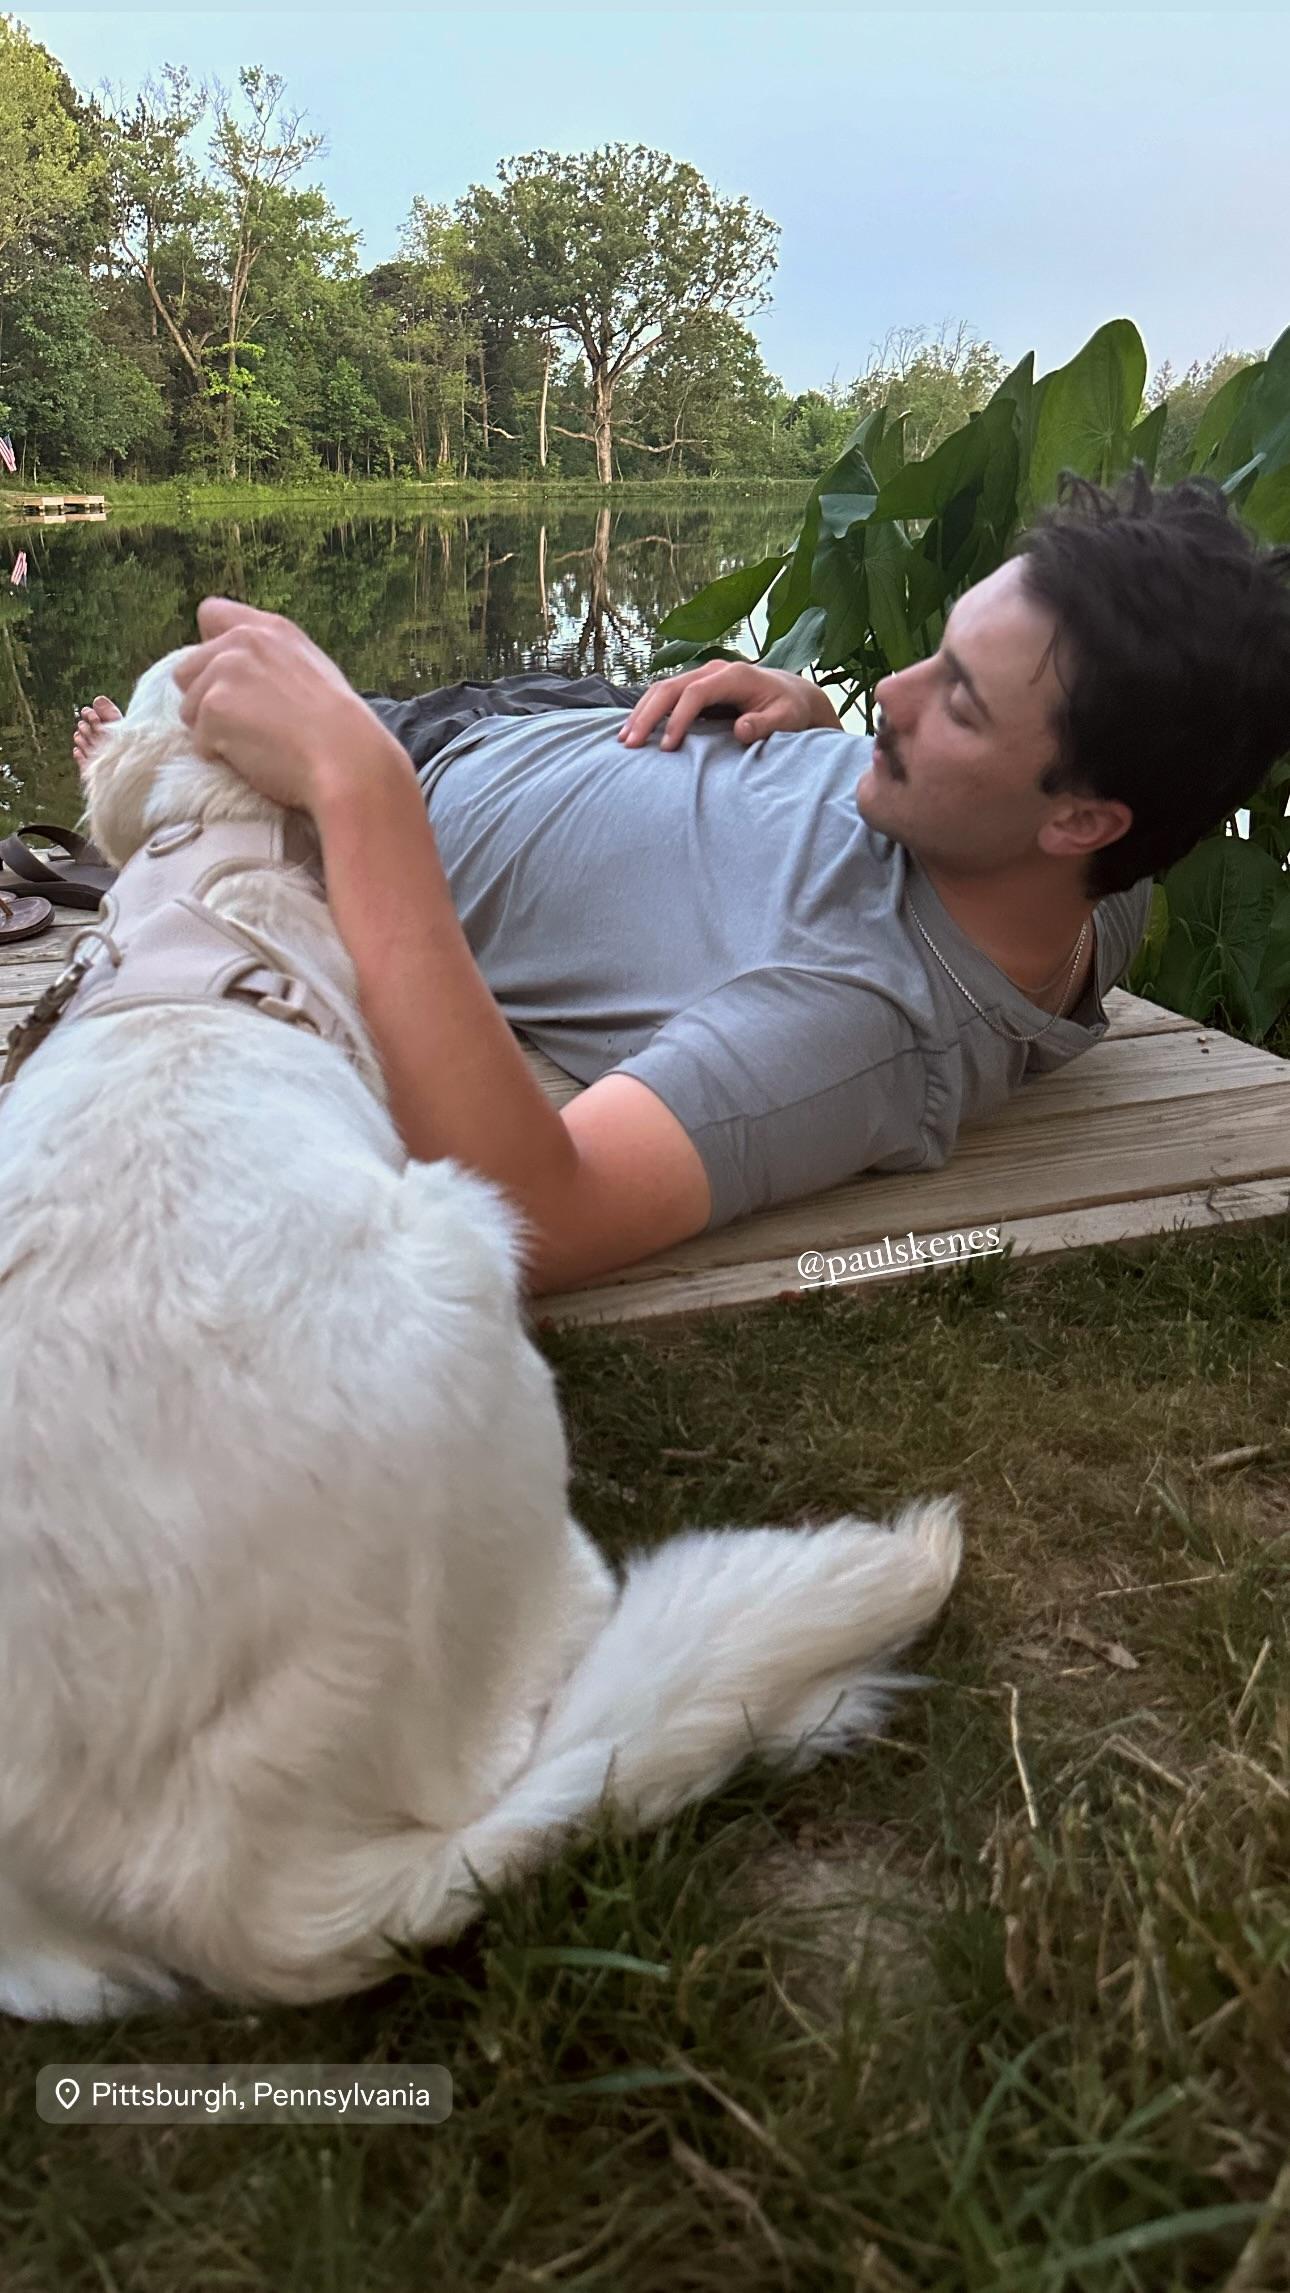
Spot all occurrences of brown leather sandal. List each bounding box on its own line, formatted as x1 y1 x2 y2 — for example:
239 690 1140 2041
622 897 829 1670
0 887 55 944
0 823 118 911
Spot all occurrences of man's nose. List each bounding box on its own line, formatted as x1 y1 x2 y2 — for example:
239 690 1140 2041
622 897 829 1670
873 670 910 730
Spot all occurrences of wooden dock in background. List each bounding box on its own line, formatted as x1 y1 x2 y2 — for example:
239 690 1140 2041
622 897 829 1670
3 915 1288 1331
6 494 108 521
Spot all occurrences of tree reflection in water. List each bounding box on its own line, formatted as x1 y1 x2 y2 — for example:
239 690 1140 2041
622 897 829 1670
0 494 798 830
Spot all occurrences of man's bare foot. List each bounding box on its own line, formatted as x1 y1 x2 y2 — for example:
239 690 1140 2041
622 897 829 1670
72 695 122 775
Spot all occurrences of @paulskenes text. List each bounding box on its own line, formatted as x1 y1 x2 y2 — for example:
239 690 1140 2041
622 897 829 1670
798 1225 1004 1288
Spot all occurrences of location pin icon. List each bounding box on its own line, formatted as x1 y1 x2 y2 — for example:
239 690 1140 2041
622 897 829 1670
54 2077 80 2110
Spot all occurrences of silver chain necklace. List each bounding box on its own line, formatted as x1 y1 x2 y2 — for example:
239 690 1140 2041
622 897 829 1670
908 901 1091 1045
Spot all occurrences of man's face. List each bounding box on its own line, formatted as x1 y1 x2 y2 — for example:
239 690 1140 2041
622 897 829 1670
854 557 1111 874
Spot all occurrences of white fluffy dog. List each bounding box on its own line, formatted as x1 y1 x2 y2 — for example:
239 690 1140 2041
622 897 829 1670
0 652 962 2021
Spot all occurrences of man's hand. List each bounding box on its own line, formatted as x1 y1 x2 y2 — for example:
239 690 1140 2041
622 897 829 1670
617 660 843 751
172 597 403 811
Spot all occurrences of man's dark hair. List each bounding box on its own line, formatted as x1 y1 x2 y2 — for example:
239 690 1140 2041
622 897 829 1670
1010 462 1290 899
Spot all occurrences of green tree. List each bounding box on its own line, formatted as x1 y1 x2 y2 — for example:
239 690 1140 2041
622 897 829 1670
846 320 1006 458
771 386 858 478
100 66 216 402
206 67 329 477
463 145 778 483
101 65 347 477
1 264 165 473
1146 346 1262 480
371 200 478 475
624 313 784 475
0 16 97 285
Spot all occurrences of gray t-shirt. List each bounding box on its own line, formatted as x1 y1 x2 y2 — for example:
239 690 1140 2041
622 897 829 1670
418 706 1153 1236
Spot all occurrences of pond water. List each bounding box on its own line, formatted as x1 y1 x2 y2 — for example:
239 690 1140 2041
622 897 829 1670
0 495 804 836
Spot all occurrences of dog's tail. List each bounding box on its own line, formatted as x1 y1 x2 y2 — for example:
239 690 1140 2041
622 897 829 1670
2 1497 962 2016
415 1495 962 1941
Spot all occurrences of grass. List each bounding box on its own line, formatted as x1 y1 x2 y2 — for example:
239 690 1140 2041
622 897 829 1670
2 1216 1289 2291
3 475 807 524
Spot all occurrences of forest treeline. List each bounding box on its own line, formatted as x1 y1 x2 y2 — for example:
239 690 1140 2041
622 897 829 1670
0 17 1264 488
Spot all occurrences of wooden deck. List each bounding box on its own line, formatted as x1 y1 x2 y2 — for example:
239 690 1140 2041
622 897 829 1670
5 916 1289 1332
7 494 107 519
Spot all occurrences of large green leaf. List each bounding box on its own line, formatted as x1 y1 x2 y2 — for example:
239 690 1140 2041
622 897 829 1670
1245 753 1290 864
817 491 879 539
987 350 1037 497
1149 925 1223 1021
809 527 870 669
905 545 949 632
869 401 997 522
1243 323 1290 472
1153 835 1287 1030
1025 319 1148 507
848 401 910 488
1198 325 1290 502
838 403 887 464
764 491 822 645
978 406 1022 541
656 551 786 643
1186 359 1262 476
1126 397 1168 480
648 637 750 671
1247 890 1290 1039
1222 325 1290 533
764 432 880 647
1221 452 1265 501
1241 460 1290 541
760 604 828 672
863 519 917 669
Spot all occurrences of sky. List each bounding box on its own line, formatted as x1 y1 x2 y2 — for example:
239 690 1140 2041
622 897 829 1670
18 7 1288 397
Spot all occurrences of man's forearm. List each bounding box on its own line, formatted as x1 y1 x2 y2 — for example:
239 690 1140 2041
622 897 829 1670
310 725 579 1246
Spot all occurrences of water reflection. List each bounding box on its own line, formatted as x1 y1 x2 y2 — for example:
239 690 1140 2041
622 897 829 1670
0 496 800 831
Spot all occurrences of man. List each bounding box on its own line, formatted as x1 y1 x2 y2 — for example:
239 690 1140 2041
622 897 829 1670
72 467 1290 1298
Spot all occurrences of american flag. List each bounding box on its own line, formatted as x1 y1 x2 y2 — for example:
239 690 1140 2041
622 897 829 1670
0 436 16 476
10 552 27 587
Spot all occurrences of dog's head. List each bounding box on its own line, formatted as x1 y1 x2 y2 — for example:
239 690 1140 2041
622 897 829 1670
81 651 301 867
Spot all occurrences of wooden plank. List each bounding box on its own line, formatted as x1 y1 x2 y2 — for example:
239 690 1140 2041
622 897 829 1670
0 931 102 1006
1101 991 1194 1037
997 1028 1286 1122
532 1176 1290 1330
517 1040 584 1107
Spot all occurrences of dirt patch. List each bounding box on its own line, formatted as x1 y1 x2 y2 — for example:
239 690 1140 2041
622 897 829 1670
730 1824 936 2023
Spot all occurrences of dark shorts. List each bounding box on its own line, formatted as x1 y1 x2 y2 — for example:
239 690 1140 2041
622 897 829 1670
359 671 650 806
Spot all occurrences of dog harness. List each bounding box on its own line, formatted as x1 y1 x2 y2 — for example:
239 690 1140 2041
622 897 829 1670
0 815 369 1099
